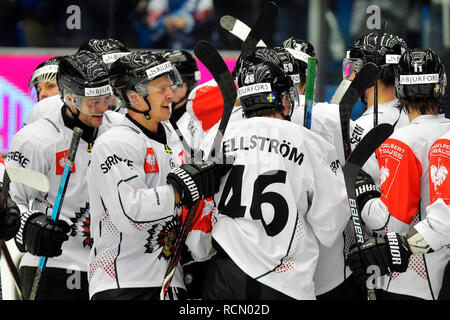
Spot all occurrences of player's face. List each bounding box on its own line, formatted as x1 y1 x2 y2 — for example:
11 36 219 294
78 94 110 127
37 81 59 101
172 83 188 103
146 75 175 121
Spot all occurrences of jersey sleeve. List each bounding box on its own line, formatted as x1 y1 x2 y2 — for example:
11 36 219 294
306 142 350 248
88 138 175 234
6 126 53 213
414 198 450 251
428 138 450 204
362 138 422 233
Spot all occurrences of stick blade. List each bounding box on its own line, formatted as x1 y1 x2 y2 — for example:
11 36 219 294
220 15 236 32
5 167 50 193
240 1 278 59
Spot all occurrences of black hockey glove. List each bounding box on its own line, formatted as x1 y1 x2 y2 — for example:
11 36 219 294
346 232 412 284
167 161 229 208
0 187 20 241
15 211 70 257
355 170 381 213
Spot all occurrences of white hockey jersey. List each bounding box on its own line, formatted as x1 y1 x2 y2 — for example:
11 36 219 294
414 132 450 251
291 98 351 295
212 117 350 299
361 114 450 299
350 98 409 184
86 115 213 298
6 104 124 272
23 95 64 127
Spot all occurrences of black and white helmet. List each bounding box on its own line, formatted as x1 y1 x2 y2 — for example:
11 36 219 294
162 49 200 91
395 48 447 101
28 56 67 101
78 38 131 69
57 50 114 115
109 50 182 119
281 37 316 84
344 32 407 83
237 60 298 119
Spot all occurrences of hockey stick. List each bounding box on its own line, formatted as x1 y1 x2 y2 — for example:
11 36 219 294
5 167 50 193
0 167 49 300
343 122 394 300
339 62 379 160
0 171 21 299
1 241 23 300
330 79 351 104
160 41 237 300
233 1 278 75
0 170 9 300
303 56 317 129
219 15 267 47
29 127 83 300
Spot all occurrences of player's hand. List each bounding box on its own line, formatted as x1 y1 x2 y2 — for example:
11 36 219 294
354 169 380 213
0 188 20 241
346 233 412 284
15 211 70 257
167 161 229 208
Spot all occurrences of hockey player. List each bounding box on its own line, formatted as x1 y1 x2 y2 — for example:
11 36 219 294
281 37 316 95
0 154 20 241
347 130 450 300
24 39 130 126
77 38 131 115
86 50 223 300
7 51 121 300
344 32 410 184
28 56 66 103
201 60 350 300
349 48 450 300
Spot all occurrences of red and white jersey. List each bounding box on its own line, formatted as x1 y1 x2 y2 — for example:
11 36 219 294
6 104 123 273
0 154 5 181
212 117 350 299
87 115 213 298
414 133 450 251
361 114 450 299
350 98 409 184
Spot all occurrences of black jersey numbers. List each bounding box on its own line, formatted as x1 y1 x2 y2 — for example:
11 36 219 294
218 165 289 237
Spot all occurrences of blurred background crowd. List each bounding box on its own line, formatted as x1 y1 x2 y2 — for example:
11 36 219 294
0 0 449 103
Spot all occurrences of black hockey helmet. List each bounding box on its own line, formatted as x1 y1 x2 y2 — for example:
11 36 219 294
28 56 67 101
237 60 298 119
109 50 182 119
78 38 131 69
281 37 316 83
395 48 447 101
254 47 302 86
344 32 407 83
57 51 115 116
57 51 111 98
162 49 200 91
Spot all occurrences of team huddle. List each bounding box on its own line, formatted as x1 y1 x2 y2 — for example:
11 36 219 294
0 13 449 301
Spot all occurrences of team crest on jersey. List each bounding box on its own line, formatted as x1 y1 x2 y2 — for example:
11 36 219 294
430 161 448 191
70 202 93 248
429 139 450 203
56 150 76 175
144 215 181 260
144 148 159 173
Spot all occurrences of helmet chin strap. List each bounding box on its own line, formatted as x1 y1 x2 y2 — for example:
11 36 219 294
127 96 152 120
